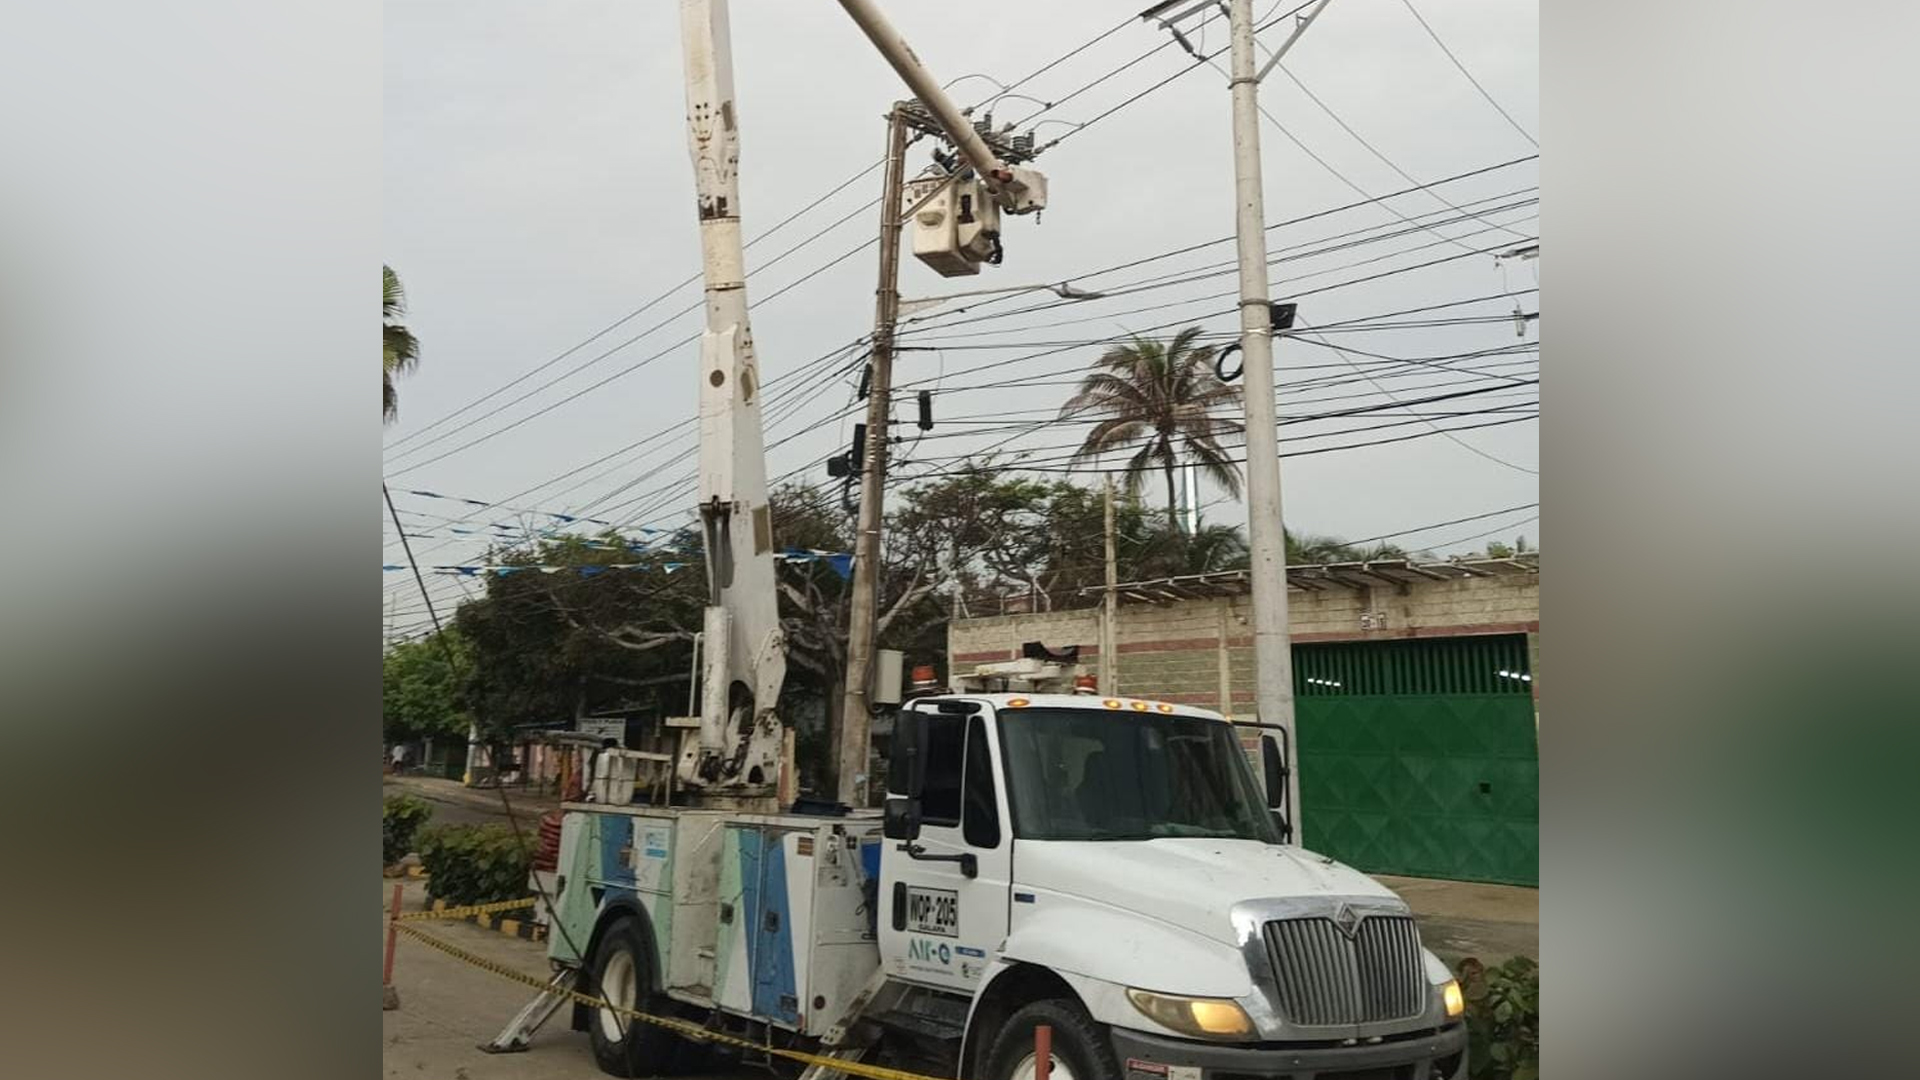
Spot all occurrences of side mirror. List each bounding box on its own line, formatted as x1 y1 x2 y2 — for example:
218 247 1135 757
883 795 922 841
1261 735 1286 810
889 709 929 798
1262 733 1293 843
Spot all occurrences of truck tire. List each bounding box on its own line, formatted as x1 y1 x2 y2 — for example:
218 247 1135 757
985 999 1123 1080
585 914 679 1077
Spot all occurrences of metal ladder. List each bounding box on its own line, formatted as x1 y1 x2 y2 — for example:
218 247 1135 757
480 966 579 1055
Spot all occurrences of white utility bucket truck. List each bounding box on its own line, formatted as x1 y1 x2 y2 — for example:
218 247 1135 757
497 3 1468 1079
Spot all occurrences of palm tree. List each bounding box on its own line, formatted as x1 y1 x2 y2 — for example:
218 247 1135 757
1151 519 1251 574
1284 528 1411 565
383 265 420 424
1059 327 1243 531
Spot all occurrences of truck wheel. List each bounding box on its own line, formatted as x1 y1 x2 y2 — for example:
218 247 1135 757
985 999 1123 1080
585 914 678 1077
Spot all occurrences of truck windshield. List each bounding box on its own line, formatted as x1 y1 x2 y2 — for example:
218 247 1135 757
996 707 1280 843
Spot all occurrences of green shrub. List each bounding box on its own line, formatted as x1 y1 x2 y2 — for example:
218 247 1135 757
418 823 536 906
382 794 433 866
1458 955 1540 1080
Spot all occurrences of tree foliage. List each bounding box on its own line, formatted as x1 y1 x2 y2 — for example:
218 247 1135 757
1458 955 1540 1080
451 531 705 740
1283 528 1411 565
1483 535 1532 559
382 628 472 743
891 463 1256 614
431 459 1398 794
1059 326 1244 530
382 794 433 865
418 822 536 906
383 265 420 423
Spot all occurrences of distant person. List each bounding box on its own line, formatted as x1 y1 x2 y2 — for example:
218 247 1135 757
390 743 408 774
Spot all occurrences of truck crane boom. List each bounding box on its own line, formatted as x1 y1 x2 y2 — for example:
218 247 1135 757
675 0 787 796
674 0 1050 796
836 0 1047 216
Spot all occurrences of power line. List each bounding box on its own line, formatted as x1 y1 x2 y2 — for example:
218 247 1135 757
393 157 1536 567
889 238 1537 394
1421 514 1540 555
431 283 1536 560
1201 52 1500 258
898 202 1538 344
1397 0 1538 148
892 154 1538 335
903 412 1539 478
1341 503 1539 548
1293 314 1539 475
385 237 875 478
1271 63 1533 244
384 12 1171 461
382 158 887 456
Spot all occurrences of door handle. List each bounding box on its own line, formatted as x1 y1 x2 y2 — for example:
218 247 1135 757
896 842 978 879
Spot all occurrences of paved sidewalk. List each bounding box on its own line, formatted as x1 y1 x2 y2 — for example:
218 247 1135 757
1373 874 1538 966
381 876 596 1079
385 774 562 828
381 877 760 1080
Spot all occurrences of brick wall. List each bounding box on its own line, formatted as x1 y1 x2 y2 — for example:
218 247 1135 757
949 565 1539 717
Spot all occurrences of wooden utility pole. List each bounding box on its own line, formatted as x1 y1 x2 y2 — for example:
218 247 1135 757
837 103 908 807
1102 475 1119 694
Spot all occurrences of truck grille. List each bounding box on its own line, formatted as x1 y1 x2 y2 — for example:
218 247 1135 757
1263 914 1426 1026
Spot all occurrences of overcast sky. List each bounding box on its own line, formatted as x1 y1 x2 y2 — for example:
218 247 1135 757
382 0 1539 632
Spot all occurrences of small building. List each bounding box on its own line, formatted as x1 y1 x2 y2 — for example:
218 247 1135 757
947 555 1539 887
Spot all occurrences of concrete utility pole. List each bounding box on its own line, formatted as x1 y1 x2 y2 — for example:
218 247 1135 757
837 104 909 807
1227 0 1308 840
1102 475 1119 694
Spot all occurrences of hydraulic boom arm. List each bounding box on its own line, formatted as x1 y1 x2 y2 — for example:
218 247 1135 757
671 0 1050 794
835 0 1045 214
676 0 786 794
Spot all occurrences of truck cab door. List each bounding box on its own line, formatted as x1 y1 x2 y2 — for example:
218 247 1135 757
880 704 1010 993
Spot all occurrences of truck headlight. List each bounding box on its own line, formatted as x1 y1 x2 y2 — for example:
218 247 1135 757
1125 988 1254 1040
1441 979 1465 1019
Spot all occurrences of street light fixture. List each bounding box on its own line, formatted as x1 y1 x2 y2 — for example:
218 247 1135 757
896 280 1106 320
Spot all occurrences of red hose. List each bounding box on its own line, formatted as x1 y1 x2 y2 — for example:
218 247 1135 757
534 810 563 872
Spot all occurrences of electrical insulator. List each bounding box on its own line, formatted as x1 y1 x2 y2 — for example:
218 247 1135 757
1012 132 1034 158
917 390 933 431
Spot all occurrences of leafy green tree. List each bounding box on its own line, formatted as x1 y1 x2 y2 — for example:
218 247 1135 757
1140 519 1250 575
1059 327 1243 530
433 459 1423 792
382 628 472 743
383 265 420 423
451 530 705 739
444 487 941 797
1484 535 1532 559
889 464 1234 611
1279 528 1411 565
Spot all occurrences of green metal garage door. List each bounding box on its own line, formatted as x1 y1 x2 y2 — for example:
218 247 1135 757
1295 635 1538 886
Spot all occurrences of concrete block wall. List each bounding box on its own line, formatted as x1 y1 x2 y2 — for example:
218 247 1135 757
949 566 1540 718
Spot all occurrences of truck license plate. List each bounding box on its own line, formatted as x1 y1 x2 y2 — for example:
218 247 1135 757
904 886 958 937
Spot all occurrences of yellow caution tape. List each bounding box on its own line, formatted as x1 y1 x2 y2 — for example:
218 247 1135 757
396 896 539 923
391 921 950 1080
